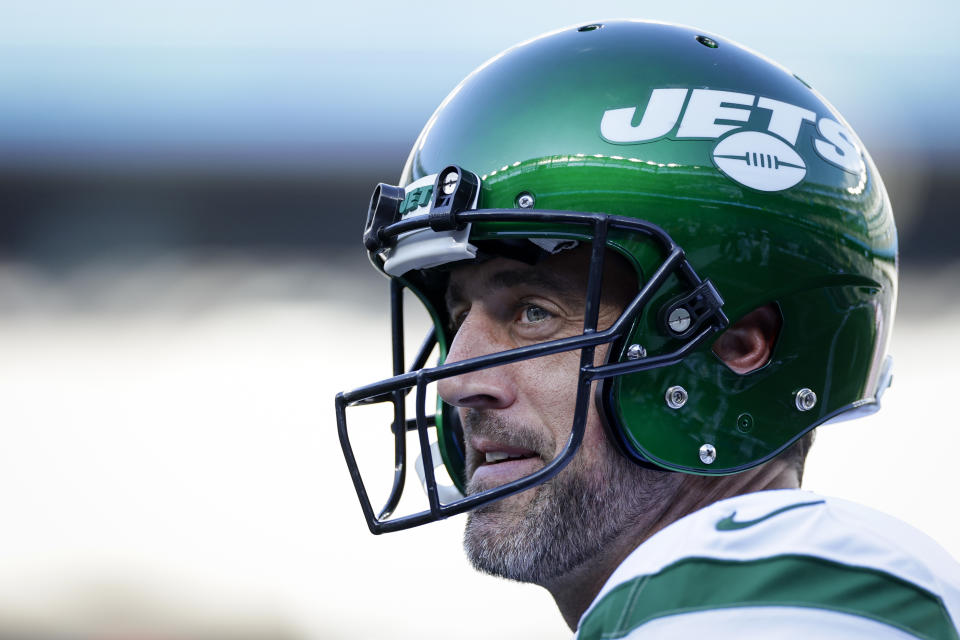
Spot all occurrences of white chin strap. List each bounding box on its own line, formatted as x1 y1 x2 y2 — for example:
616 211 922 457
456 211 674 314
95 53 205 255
415 440 466 504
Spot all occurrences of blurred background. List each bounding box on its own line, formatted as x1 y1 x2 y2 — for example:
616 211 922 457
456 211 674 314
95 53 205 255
0 1 957 638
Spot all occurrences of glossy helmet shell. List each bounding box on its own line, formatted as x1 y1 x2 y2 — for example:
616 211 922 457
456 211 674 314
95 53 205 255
398 20 897 477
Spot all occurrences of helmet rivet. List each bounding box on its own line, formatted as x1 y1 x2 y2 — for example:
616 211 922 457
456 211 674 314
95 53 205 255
795 388 817 412
442 171 459 195
516 192 535 208
696 35 719 48
577 23 602 32
736 413 754 433
665 385 688 409
626 344 646 360
667 307 692 334
699 443 717 464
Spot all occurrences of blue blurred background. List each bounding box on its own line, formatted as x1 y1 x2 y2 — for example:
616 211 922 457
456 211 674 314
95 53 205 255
0 2 957 638
1 0 958 269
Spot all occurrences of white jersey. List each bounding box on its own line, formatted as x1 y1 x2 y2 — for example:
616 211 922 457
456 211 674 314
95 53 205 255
575 489 960 639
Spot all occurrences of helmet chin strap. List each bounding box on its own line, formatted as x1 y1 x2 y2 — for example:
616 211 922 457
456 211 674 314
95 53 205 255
415 440 466 504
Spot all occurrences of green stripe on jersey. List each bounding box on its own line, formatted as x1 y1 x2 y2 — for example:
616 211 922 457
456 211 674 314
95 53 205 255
578 555 958 640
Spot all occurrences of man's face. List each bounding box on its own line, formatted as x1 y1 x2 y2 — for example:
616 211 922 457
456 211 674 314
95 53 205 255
437 246 680 584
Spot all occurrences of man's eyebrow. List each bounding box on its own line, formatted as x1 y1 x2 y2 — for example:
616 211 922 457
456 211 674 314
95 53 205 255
487 269 575 294
445 268 577 310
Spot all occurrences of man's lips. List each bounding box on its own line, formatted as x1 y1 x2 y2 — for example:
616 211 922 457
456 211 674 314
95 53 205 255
468 438 542 489
470 456 543 489
476 438 536 453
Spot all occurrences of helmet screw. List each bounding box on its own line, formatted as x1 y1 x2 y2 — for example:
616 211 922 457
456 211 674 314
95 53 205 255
516 192 535 208
626 344 646 360
442 171 459 195
665 385 688 409
667 307 692 334
795 388 817 412
699 443 717 464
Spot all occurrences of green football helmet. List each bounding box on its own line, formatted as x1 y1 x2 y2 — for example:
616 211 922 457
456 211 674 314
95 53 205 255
336 20 897 533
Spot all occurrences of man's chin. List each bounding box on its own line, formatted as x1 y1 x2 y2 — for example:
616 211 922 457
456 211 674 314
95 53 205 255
466 480 539 518
462 508 533 581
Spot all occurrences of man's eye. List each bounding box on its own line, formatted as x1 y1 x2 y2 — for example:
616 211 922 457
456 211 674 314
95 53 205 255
521 305 551 324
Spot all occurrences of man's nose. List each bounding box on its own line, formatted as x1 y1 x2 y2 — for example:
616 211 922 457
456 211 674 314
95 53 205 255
437 311 516 411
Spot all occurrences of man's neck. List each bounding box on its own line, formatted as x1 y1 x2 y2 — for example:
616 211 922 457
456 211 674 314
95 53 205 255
544 461 800 631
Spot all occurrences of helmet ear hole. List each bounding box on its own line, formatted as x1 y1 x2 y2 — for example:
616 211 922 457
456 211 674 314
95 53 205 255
712 303 782 375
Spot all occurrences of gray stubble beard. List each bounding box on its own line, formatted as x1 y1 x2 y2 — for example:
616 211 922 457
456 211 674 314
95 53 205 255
462 416 681 585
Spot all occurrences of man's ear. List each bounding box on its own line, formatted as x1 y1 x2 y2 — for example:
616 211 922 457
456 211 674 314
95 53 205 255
711 303 781 375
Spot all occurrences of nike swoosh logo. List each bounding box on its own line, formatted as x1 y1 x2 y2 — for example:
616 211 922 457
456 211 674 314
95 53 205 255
715 499 825 531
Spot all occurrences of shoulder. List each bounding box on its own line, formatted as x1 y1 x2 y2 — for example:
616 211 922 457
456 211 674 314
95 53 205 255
576 489 960 640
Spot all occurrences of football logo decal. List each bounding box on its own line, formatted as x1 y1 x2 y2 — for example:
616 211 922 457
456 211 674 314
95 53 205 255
712 131 806 192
